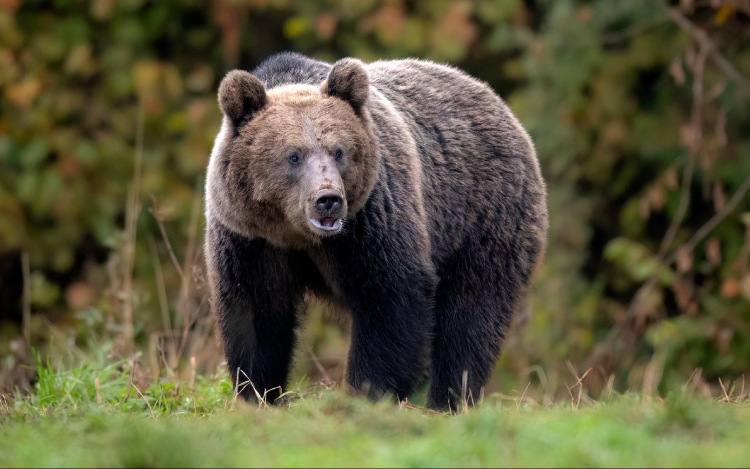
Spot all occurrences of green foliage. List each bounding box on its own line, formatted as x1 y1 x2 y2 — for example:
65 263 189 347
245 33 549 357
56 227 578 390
16 351 234 417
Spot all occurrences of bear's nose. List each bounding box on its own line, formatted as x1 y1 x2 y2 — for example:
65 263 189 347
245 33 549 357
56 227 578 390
315 193 343 216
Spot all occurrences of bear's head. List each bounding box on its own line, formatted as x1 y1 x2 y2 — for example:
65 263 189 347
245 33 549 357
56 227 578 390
207 59 379 248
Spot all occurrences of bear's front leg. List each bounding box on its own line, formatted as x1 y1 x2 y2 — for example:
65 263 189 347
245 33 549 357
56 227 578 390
206 220 306 404
326 227 437 402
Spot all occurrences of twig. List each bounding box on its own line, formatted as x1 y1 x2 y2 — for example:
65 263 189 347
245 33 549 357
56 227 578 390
176 177 203 361
149 197 185 281
307 345 333 386
148 236 173 338
624 41 711 321
667 172 750 262
664 6 750 96
21 251 31 345
121 107 145 347
658 44 709 259
602 17 666 44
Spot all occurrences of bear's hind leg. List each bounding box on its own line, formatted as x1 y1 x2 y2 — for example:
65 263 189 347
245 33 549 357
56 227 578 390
428 230 540 411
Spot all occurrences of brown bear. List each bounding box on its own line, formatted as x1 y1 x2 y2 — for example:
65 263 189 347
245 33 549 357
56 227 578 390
205 53 547 410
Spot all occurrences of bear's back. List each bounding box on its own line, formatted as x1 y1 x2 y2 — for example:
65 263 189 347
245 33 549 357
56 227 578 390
252 52 331 89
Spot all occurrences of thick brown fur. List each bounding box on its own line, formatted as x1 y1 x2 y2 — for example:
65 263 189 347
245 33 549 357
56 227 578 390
205 53 548 410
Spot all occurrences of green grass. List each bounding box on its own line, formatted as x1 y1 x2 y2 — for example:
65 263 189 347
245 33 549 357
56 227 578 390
2 358 750 468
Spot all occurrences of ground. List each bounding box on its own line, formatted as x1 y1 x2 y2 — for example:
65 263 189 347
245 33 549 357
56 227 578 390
1 359 749 468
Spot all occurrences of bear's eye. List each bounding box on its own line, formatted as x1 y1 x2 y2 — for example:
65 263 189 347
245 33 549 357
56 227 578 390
335 149 343 161
288 152 301 165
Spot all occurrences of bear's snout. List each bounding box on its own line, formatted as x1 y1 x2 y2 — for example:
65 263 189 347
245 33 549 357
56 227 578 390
308 188 346 234
315 192 343 217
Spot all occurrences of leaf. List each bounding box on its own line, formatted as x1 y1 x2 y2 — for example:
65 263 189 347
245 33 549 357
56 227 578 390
720 278 740 298
714 5 734 25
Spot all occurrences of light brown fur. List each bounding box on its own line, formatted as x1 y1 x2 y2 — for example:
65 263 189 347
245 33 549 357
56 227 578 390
207 73 379 248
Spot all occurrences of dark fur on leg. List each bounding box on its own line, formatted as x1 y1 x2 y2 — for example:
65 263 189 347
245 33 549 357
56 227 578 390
206 220 310 404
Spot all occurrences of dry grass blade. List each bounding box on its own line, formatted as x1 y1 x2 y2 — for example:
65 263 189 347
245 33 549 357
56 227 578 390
517 382 531 410
718 378 730 403
741 375 746 401
149 197 185 281
231 368 253 411
566 361 593 409
189 356 196 391
238 368 273 411
121 108 145 348
149 236 174 339
122 357 138 404
176 178 204 361
132 382 155 419
460 370 469 415
95 378 102 404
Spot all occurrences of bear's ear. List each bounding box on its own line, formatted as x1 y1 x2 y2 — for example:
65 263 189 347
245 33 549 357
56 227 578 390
218 70 267 124
322 58 369 113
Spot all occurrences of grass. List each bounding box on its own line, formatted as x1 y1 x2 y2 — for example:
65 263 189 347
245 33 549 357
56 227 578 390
1 358 750 467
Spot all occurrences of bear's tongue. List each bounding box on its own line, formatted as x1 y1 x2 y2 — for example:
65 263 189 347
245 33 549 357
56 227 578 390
321 218 336 228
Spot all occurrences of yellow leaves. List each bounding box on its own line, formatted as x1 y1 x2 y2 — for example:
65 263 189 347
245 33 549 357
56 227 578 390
4 76 41 109
89 0 115 22
720 278 740 298
284 16 309 39
65 43 96 78
430 1 477 61
132 61 183 115
281 12 337 41
714 5 734 25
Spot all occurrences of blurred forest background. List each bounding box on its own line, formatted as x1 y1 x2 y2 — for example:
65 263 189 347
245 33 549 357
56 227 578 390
1 0 749 400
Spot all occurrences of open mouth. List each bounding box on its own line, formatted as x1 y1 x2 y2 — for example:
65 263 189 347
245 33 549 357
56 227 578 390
310 217 343 232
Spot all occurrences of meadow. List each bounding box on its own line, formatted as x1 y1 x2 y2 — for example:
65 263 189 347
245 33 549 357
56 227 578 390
1 355 749 468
